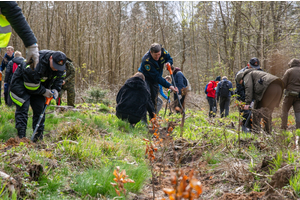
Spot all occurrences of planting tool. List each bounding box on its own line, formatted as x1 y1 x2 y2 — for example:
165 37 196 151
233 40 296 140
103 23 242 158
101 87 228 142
166 63 185 135
164 89 172 117
31 94 54 141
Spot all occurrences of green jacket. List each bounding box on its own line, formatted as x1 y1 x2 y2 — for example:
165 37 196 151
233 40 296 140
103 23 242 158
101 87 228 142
243 69 282 106
64 60 75 86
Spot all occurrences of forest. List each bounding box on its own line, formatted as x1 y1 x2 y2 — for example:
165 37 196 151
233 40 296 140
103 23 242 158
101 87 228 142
4 1 300 92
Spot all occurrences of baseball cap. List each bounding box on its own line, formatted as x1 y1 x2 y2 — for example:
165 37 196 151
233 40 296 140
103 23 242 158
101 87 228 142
249 57 260 69
52 51 67 71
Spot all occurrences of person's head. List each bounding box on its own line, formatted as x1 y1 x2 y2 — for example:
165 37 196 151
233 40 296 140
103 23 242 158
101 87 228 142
222 76 227 80
165 75 171 83
288 58 300 68
49 51 67 72
14 51 22 58
150 43 162 61
6 46 14 57
215 76 221 82
249 57 260 69
132 72 145 81
236 72 244 84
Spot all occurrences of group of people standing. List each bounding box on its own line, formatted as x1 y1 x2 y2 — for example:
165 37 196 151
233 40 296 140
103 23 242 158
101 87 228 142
206 56 300 134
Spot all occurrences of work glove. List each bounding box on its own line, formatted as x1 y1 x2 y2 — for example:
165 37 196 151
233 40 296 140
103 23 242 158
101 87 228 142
3 83 8 89
26 43 39 68
52 89 58 99
43 89 53 98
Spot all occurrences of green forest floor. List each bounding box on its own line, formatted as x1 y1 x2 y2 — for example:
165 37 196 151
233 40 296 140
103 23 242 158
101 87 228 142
0 97 299 199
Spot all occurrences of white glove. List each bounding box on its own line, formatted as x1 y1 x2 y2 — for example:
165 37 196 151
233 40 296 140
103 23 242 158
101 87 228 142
43 89 53 98
26 43 39 68
52 89 58 99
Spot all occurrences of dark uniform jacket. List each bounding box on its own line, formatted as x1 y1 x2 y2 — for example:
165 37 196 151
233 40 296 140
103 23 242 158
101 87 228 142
0 1 37 47
4 56 24 84
10 50 65 107
116 77 155 120
138 48 173 88
242 69 283 106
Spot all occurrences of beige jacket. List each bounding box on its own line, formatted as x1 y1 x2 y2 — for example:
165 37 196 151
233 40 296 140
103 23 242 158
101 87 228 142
243 69 282 105
282 59 300 93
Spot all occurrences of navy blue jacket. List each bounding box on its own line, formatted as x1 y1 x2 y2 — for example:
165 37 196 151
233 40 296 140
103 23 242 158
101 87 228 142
4 56 24 84
0 1 37 47
138 48 173 88
173 68 187 95
216 78 234 100
0 53 14 71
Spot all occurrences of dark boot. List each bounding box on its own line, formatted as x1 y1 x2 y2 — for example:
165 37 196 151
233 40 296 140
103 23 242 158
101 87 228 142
33 131 43 143
17 129 26 139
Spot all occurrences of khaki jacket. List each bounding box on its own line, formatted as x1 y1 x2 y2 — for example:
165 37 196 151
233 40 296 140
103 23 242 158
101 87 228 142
282 65 300 93
243 69 282 105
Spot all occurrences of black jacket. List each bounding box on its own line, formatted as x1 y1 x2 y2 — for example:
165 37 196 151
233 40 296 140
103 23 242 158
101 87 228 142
0 1 37 47
116 77 155 119
4 56 24 84
10 50 65 106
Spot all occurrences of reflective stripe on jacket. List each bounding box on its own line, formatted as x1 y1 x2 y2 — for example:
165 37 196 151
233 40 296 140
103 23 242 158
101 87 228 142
0 14 11 48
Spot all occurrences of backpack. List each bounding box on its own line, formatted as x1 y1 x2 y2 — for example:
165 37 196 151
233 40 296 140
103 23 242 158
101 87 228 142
12 62 19 73
185 78 191 91
205 83 209 94
219 80 230 97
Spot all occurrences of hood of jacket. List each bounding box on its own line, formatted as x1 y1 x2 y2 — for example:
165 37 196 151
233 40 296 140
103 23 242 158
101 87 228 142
124 77 146 90
173 67 181 75
288 58 300 68
12 57 24 64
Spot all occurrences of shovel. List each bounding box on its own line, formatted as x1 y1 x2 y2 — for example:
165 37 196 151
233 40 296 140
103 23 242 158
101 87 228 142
31 96 53 141
166 63 185 136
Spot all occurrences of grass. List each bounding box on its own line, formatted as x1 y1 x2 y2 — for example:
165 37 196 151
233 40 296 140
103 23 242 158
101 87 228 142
1 96 300 199
71 162 149 198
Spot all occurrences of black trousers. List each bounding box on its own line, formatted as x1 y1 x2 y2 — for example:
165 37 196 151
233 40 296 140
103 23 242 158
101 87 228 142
15 94 46 132
219 97 230 118
207 97 216 117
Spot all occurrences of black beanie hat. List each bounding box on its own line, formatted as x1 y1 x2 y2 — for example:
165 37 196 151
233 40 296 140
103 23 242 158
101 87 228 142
215 76 221 81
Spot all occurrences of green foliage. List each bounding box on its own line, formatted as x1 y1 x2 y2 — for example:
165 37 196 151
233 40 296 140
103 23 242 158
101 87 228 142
289 170 300 197
71 163 149 198
252 182 260 192
86 87 109 104
270 151 283 175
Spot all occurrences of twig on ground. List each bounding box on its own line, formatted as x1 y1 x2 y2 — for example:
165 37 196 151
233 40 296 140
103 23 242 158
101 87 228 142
57 140 79 145
265 181 285 198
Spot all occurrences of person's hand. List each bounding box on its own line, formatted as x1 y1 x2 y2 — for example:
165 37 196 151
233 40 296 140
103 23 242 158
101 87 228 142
62 80 66 85
169 86 178 93
43 89 53 98
52 89 58 99
4 83 8 89
26 43 39 68
244 105 250 110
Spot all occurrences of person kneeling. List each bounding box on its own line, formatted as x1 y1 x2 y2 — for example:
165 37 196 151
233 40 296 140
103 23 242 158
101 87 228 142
116 72 154 126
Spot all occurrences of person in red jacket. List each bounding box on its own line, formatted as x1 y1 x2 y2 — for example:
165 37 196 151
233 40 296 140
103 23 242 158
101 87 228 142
206 76 221 117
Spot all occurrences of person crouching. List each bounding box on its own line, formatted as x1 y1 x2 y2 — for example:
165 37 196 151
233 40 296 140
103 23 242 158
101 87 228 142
236 69 283 134
116 72 155 127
